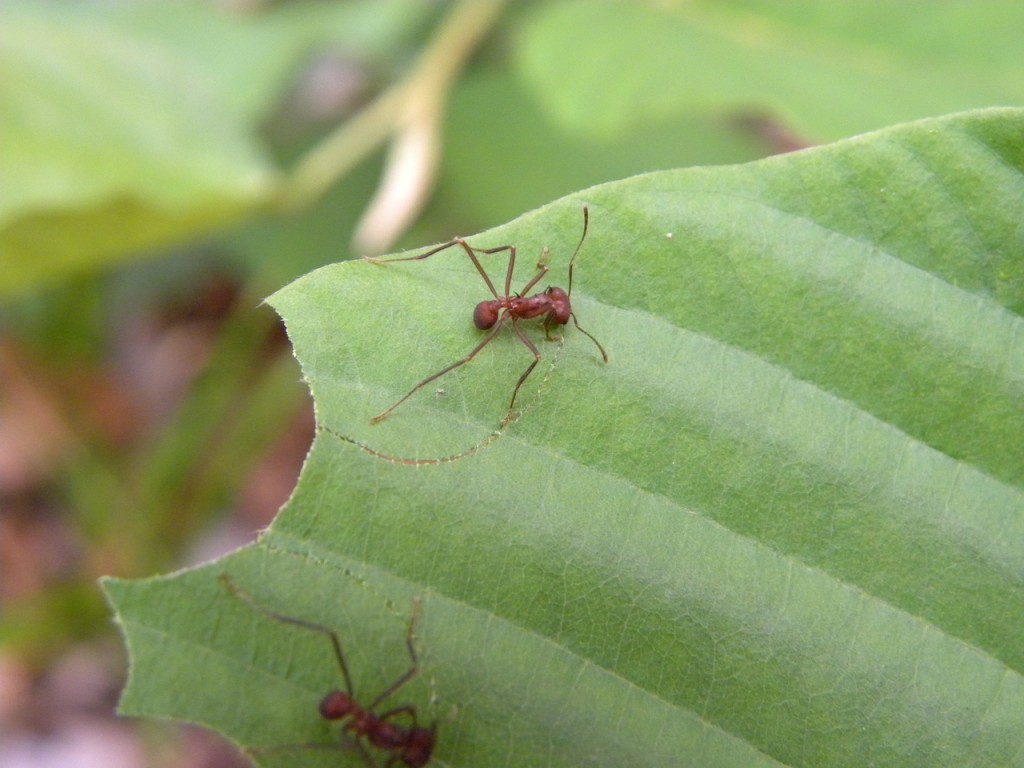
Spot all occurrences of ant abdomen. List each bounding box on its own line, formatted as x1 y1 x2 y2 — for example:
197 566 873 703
473 301 500 329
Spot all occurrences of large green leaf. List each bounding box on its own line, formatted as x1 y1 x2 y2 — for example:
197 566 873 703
104 108 1024 767
516 1 1024 142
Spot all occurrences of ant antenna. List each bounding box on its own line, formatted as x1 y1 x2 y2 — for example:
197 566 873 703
567 205 590 297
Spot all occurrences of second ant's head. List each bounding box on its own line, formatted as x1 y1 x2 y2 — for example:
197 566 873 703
473 300 500 329
319 690 358 720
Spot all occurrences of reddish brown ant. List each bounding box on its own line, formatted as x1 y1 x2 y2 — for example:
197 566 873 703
365 206 608 426
219 574 436 767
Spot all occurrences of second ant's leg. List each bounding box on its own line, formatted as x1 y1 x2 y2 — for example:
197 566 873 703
370 322 505 423
219 574 356 697
368 598 422 711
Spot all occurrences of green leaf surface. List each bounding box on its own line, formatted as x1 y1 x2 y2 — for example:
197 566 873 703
516 1 1024 142
105 108 1024 767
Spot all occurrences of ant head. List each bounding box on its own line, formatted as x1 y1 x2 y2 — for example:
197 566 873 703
473 300 500 329
319 690 357 720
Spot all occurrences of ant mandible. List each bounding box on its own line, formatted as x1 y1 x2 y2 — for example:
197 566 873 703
365 206 608 426
219 575 436 768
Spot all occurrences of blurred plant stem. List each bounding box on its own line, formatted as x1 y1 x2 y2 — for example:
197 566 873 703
2 285 304 665
277 0 508 250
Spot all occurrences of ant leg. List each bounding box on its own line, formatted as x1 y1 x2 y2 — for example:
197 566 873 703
501 320 542 426
363 239 465 267
517 247 551 297
569 312 608 363
456 240 547 301
469 243 518 299
483 240 517 297
363 238 466 264
368 598 422 711
369 321 506 423
366 239 509 302
219 574 356 698
460 241 503 300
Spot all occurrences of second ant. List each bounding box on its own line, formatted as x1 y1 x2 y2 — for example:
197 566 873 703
220 574 436 767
